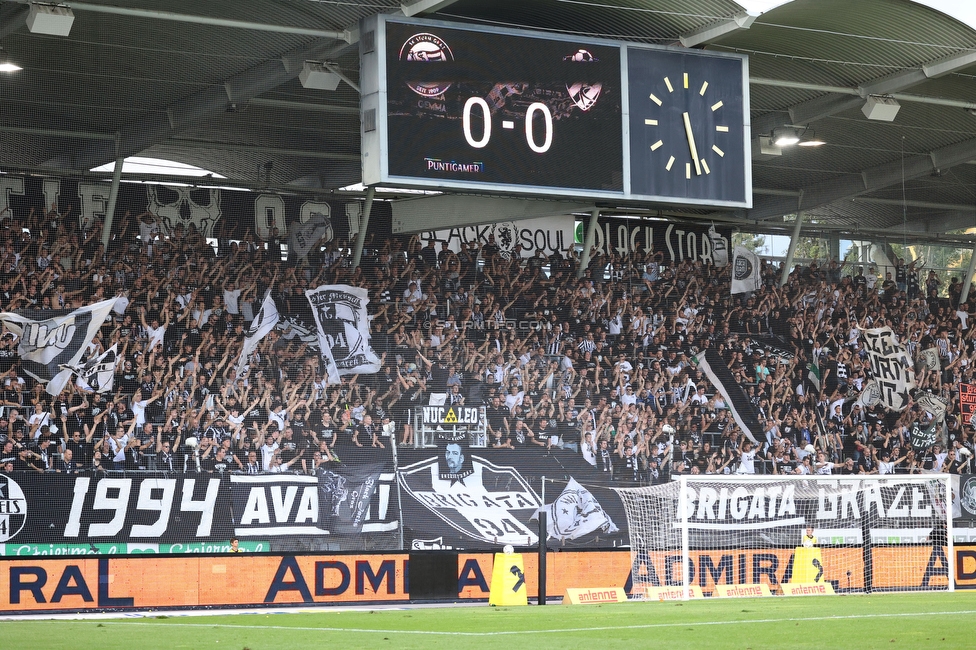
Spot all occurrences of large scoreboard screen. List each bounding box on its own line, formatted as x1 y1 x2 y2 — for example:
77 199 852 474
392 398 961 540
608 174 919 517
360 15 751 209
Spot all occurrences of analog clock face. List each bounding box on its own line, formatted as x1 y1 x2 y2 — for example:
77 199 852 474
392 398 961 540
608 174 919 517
628 47 747 204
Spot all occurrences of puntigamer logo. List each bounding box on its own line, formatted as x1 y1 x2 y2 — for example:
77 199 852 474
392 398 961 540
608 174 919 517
0 475 27 542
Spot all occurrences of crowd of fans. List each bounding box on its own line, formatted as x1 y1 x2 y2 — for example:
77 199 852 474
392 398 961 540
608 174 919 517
0 204 973 484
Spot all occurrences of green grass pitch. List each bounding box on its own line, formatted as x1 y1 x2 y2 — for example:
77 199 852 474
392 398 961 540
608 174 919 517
5 593 976 649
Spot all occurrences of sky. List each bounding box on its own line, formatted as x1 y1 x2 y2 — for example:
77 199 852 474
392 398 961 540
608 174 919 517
737 0 976 28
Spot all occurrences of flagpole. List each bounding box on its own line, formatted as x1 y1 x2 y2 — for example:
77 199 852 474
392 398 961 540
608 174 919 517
351 186 375 269
779 208 805 287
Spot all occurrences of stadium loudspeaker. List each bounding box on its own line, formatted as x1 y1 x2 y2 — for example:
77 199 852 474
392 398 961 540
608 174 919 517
862 95 900 122
407 552 459 600
299 62 341 91
27 4 75 36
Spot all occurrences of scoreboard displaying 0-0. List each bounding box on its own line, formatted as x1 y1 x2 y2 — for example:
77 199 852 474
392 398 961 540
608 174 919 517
360 15 752 209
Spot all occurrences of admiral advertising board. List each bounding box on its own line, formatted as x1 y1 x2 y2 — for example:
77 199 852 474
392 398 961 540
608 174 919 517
0 545 969 613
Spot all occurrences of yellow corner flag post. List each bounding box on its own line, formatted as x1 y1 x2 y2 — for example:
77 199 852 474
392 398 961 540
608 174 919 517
489 546 528 607
792 546 826 584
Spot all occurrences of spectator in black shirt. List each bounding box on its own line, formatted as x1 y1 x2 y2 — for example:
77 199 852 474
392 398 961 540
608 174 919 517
64 427 94 469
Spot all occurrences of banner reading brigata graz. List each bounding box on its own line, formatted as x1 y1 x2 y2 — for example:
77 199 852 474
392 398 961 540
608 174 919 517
581 218 732 265
663 478 946 548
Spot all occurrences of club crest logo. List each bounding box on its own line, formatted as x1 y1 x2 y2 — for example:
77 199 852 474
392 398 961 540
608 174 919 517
860 380 882 408
492 221 519 259
733 255 753 281
399 32 454 97
399 454 541 545
961 477 976 515
564 49 602 112
0 475 27 542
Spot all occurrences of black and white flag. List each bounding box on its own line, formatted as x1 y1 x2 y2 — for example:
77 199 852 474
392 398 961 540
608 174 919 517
305 285 381 380
536 478 618 541
859 379 882 408
730 246 761 294
910 420 940 452
236 291 279 379
288 212 333 260
916 391 949 422
0 298 120 396
693 348 764 445
73 343 118 393
317 461 389 535
917 347 941 372
861 327 916 411
708 225 729 267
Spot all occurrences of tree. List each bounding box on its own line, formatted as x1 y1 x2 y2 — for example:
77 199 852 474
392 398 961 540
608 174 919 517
733 232 766 254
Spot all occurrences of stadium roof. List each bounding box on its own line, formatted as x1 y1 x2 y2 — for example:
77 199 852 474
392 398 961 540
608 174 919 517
1 0 975 242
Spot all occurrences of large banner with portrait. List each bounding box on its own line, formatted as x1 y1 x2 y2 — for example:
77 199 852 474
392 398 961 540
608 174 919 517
396 446 627 551
305 284 382 379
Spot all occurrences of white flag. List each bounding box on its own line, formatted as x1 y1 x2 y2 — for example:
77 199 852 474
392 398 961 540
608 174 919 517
0 298 120 396
305 285 381 379
288 212 333 260
533 478 618 541
708 225 729 267
861 326 916 411
236 291 280 379
731 246 761 294
73 344 118 393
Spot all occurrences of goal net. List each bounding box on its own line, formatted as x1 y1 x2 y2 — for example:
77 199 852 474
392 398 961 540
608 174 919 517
614 475 953 598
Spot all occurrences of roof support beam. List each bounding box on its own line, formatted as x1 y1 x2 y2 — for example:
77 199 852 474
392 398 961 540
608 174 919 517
165 138 359 161
401 0 461 17
7 1 353 40
247 98 359 115
789 49 976 124
746 136 976 221
750 49 976 136
43 38 351 171
899 210 976 234
680 11 756 48
0 4 28 39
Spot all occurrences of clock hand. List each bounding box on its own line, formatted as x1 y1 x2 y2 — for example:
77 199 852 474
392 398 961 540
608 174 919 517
682 112 703 176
